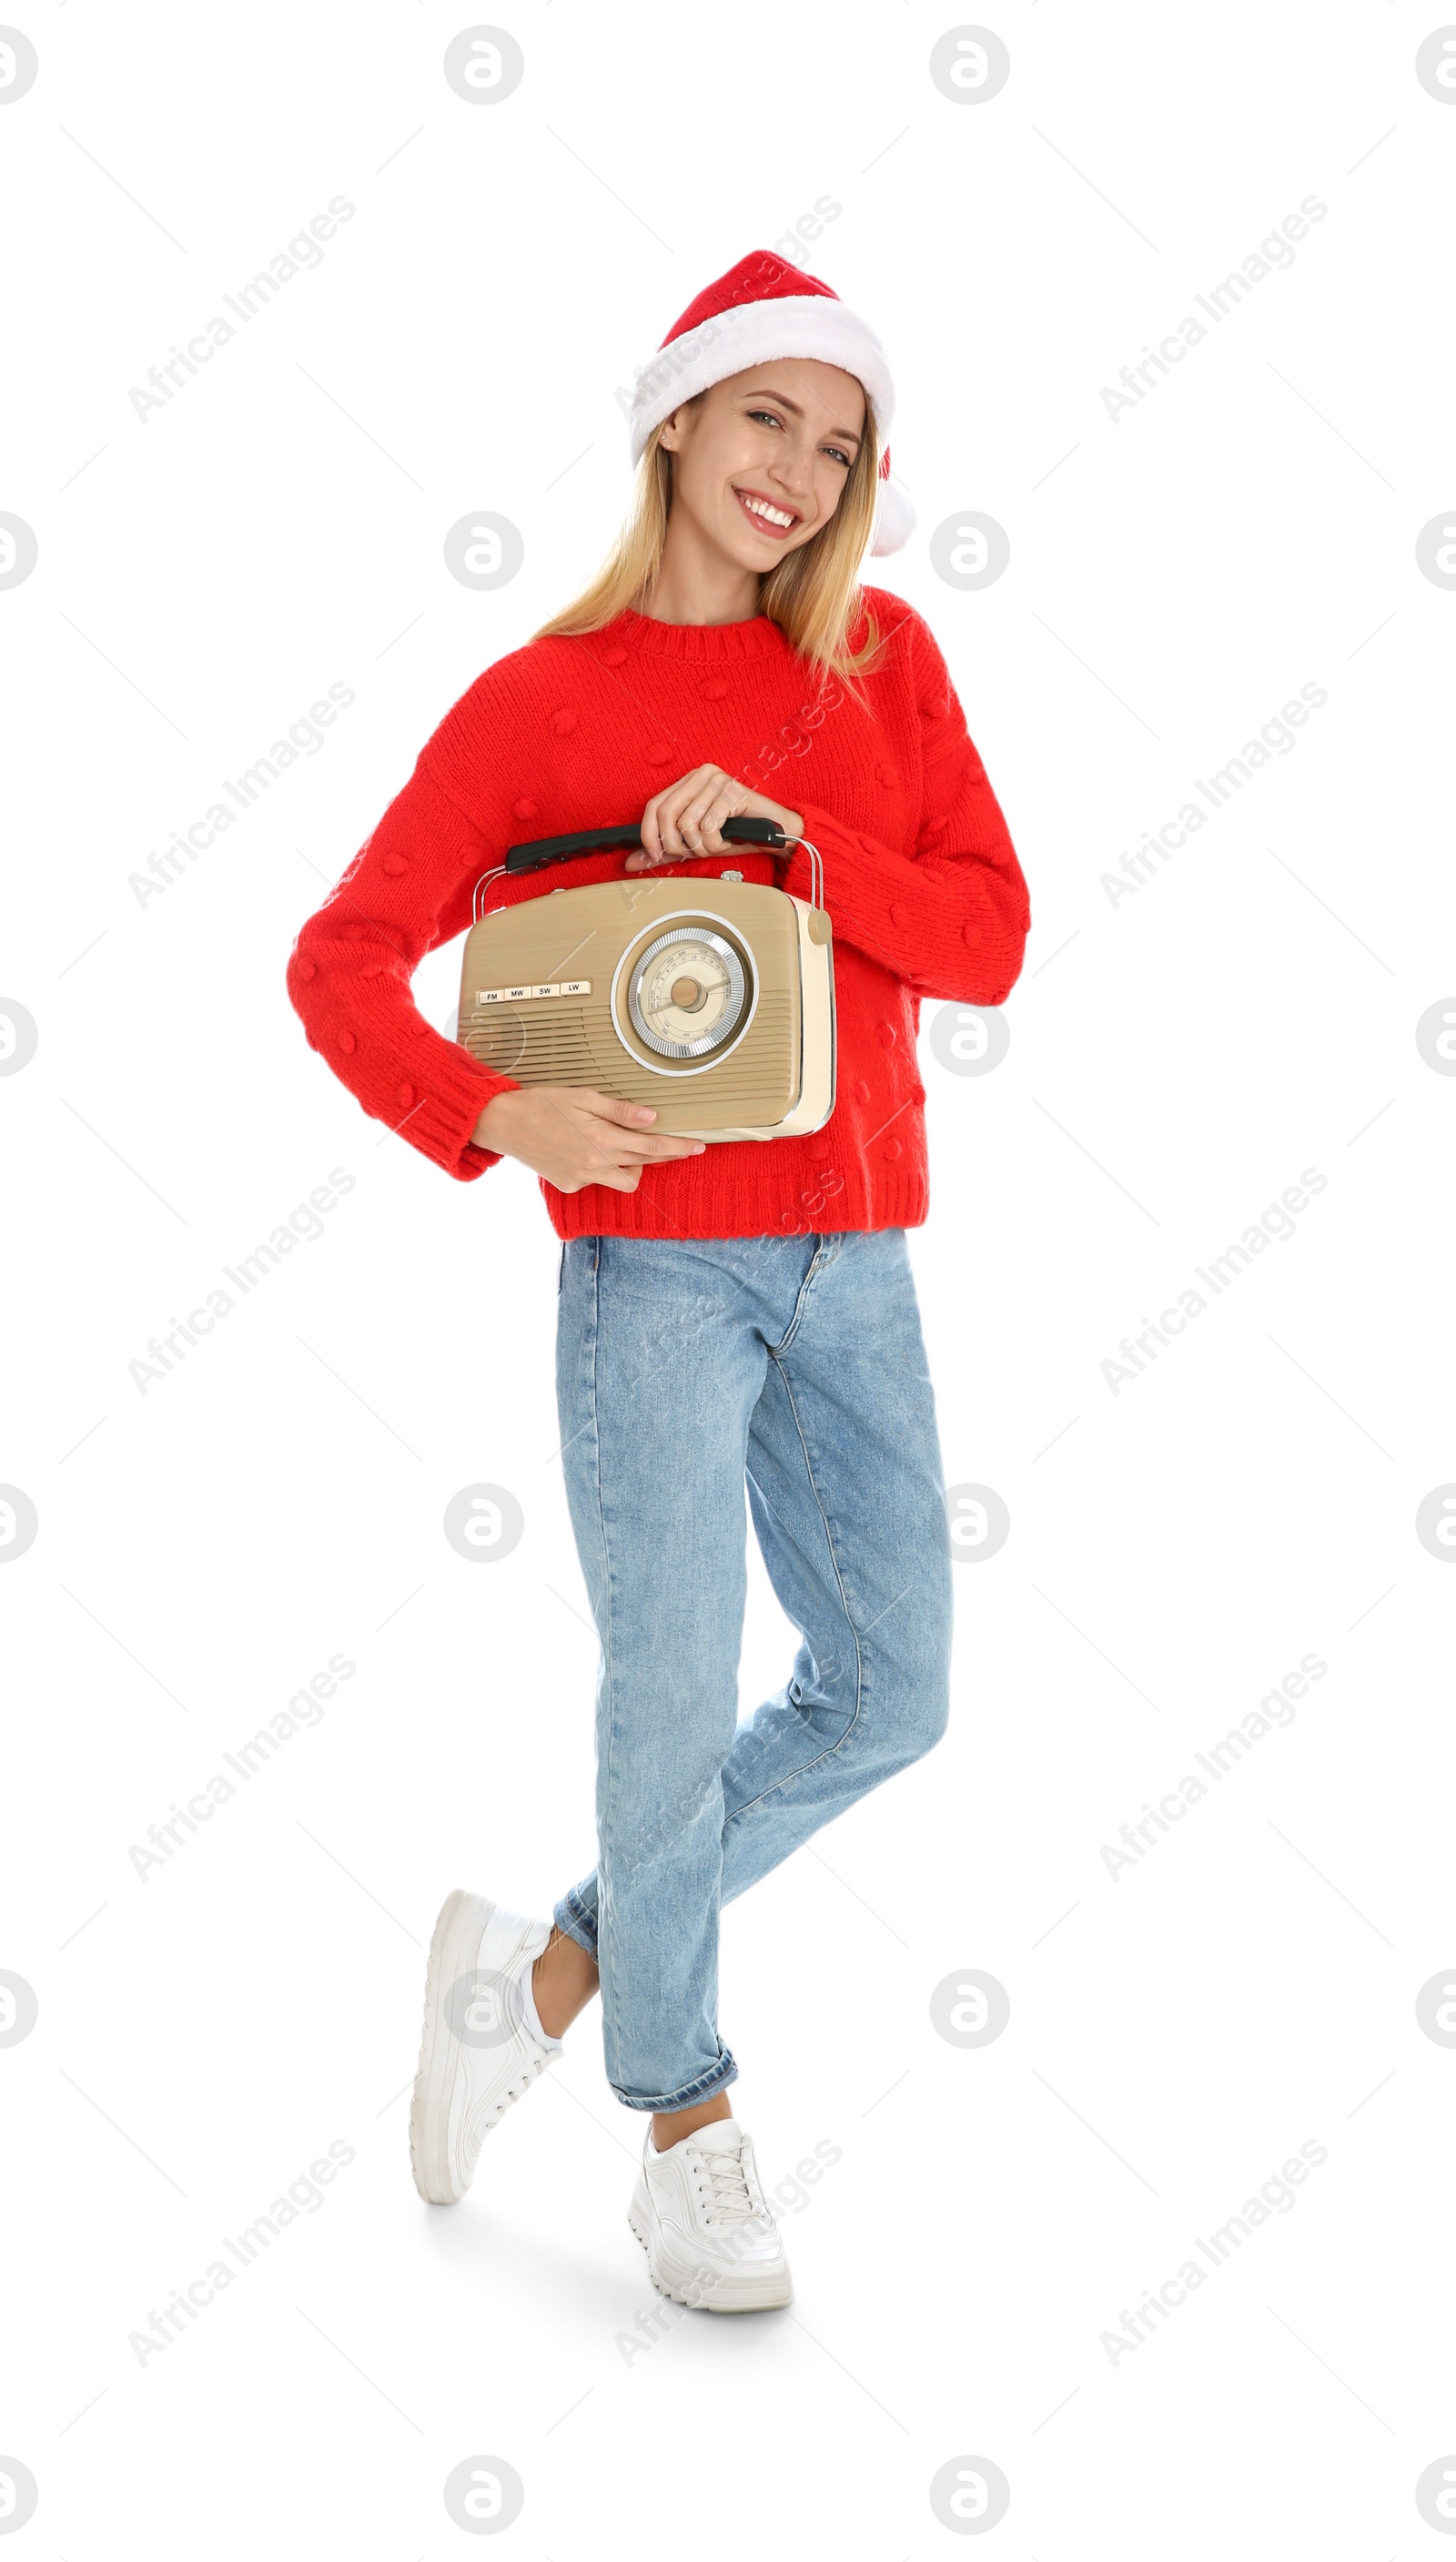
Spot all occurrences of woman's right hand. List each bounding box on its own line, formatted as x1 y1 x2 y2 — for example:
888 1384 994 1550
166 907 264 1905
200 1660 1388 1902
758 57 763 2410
471 1086 707 1194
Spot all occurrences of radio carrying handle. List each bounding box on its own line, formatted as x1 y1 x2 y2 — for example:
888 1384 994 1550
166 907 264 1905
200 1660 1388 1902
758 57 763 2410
472 814 823 922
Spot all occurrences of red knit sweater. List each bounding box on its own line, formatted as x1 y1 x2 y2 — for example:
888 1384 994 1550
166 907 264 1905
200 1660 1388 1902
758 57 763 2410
285 587 1030 1240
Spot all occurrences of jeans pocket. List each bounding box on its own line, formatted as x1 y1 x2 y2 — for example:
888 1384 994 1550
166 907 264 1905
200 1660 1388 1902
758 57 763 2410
558 1242 566 1295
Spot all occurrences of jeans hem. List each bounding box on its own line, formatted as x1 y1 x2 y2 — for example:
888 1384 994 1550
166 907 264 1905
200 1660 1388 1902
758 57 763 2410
551 1890 599 1959
609 2049 740 2113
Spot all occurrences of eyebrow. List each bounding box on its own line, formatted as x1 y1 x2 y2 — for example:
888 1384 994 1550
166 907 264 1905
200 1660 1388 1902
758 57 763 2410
739 387 864 445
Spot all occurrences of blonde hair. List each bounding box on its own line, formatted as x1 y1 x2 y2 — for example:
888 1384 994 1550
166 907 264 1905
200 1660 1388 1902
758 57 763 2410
531 390 888 696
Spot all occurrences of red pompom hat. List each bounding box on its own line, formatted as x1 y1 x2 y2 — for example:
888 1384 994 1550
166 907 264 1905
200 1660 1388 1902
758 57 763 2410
627 249 915 557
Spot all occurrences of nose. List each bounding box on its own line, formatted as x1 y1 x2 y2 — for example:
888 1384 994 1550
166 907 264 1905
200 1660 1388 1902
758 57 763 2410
772 439 818 505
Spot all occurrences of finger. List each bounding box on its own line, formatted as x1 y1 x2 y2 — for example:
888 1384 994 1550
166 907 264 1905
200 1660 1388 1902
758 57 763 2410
628 804 676 867
653 799 686 860
694 769 735 844
588 1127 705 1161
599 1093 662 1127
677 786 723 852
697 789 743 852
666 775 723 855
676 774 723 856
586 1099 703 1158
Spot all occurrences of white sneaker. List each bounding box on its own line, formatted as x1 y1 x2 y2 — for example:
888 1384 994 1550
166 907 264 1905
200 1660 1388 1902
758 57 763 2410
410 1889 561 2204
627 2119 793 2311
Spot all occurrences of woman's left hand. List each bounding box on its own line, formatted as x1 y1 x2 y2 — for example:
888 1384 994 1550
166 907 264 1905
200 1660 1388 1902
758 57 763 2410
624 766 804 869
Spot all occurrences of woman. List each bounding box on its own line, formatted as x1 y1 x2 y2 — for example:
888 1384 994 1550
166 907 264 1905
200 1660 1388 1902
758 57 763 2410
287 249 1030 2313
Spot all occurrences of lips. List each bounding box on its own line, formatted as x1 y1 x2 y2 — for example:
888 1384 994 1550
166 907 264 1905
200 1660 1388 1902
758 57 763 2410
733 487 802 541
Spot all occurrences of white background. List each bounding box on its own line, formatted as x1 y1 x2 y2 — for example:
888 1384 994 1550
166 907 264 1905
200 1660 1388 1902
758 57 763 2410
4 1 1456 2553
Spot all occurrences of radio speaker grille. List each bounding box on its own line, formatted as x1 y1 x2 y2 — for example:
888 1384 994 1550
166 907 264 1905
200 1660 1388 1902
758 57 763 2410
462 998 794 1102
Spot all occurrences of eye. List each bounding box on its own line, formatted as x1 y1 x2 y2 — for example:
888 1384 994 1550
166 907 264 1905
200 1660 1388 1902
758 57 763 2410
747 410 854 469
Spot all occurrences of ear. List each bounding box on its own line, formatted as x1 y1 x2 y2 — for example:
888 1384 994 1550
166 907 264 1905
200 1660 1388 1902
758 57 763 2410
657 399 698 453
658 388 710 453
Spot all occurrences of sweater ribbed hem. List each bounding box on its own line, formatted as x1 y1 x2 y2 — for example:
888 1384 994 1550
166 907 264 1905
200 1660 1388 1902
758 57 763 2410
540 1165 929 1240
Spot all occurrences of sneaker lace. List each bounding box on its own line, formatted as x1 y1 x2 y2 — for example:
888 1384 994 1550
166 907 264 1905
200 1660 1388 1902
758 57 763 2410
504 2051 546 2103
468 2050 547 2153
693 2144 762 2229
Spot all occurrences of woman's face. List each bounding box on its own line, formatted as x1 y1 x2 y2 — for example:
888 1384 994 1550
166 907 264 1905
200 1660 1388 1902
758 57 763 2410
658 361 868 569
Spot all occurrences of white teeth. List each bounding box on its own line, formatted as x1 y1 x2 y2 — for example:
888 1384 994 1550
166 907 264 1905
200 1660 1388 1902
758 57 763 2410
741 493 795 529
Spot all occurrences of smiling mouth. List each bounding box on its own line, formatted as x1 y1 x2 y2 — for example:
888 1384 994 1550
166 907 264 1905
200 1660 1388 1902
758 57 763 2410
733 487 802 540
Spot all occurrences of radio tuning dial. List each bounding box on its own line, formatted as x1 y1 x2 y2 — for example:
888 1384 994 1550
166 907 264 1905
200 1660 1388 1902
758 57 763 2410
624 924 751 1061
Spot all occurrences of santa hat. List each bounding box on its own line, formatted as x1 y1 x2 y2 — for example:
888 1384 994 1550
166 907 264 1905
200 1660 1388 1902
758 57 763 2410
627 249 915 557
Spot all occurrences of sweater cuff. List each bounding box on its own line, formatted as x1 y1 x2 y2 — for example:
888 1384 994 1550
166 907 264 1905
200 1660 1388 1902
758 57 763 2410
398 1035 519 1181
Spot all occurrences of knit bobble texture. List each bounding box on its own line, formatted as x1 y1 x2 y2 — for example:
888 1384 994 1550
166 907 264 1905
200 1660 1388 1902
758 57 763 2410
280 585 1030 1230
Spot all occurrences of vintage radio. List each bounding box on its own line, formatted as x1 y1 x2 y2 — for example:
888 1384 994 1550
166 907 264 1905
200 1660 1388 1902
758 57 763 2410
457 817 834 1140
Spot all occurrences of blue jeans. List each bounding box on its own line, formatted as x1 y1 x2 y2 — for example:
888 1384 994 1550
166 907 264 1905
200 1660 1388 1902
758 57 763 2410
551 1229 954 2112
